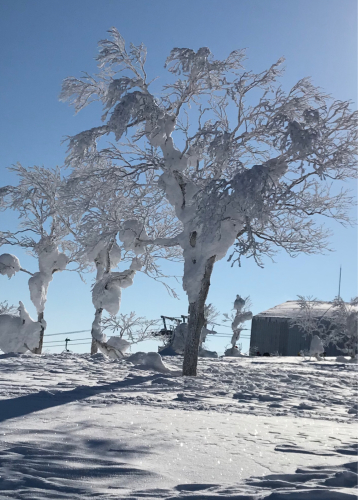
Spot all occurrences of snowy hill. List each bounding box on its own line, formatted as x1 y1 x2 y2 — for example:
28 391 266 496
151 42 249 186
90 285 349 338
0 353 356 499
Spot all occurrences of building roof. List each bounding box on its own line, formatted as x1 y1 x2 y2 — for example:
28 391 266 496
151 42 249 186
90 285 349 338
255 300 357 319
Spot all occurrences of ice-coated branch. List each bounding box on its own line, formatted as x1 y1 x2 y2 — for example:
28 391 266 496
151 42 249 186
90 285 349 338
223 295 252 356
60 28 357 375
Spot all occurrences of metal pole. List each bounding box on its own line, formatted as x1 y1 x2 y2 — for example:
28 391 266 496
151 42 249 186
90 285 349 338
338 265 342 299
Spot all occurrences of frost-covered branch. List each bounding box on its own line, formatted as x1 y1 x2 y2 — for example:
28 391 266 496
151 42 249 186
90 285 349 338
0 165 76 353
102 312 160 344
223 295 252 356
290 295 358 358
61 28 357 375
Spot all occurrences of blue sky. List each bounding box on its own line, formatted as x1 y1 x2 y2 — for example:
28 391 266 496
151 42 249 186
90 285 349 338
0 0 357 355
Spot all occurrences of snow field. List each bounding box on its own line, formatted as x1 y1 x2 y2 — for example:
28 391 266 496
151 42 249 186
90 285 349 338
0 354 356 498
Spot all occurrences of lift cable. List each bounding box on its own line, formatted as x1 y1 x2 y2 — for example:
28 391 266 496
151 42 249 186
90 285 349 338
44 329 91 337
43 337 92 345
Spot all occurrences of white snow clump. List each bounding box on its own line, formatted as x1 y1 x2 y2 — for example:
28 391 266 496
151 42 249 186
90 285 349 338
310 335 324 359
0 254 21 278
92 269 136 315
0 301 41 353
106 336 131 354
127 352 170 373
118 220 149 255
28 245 68 314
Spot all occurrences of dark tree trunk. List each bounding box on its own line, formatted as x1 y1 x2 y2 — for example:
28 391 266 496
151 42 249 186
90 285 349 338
183 256 216 376
33 312 44 354
90 338 98 355
91 308 103 355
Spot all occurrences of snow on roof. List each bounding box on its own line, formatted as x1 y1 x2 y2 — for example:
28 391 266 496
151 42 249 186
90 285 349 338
255 300 357 319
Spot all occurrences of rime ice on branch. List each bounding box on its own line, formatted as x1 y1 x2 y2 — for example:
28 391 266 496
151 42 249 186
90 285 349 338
61 28 357 374
60 154 181 357
0 165 74 353
0 301 42 354
292 296 358 359
224 295 252 357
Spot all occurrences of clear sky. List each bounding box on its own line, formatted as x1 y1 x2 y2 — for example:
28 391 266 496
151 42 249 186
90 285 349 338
0 0 357 355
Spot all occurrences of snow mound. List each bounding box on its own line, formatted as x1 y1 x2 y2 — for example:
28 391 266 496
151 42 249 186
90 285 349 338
0 302 41 353
224 346 246 357
0 253 21 278
90 352 106 361
106 336 131 354
336 356 357 364
198 347 218 358
127 352 170 372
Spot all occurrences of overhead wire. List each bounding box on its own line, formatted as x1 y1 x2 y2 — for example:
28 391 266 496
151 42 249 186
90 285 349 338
45 330 91 337
43 337 92 344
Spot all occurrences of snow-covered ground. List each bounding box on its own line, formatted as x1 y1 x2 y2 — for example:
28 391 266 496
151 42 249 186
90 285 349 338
0 353 356 499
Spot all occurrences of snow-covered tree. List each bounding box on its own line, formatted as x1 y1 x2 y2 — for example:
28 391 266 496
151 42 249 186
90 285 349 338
291 295 358 359
0 165 77 353
289 296 329 341
329 297 358 358
59 157 181 356
0 300 17 315
102 311 160 345
223 295 252 356
61 28 357 375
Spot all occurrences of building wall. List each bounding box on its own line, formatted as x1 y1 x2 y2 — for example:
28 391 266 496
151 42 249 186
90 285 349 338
251 316 343 356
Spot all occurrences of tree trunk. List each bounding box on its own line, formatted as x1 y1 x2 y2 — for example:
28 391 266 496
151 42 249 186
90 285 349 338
33 312 44 354
91 307 103 355
90 338 98 355
183 255 216 376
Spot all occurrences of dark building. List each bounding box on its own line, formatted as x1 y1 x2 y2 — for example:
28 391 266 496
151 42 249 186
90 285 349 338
250 301 344 356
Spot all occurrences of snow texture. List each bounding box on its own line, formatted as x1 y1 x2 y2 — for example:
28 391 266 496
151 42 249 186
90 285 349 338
257 300 358 319
127 351 170 372
28 245 68 313
92 269 136 316
28 272 52 314
107 336 131 354
92 278 122 316
96 339 127 359
0 354 356 499
0 302 41 353
0 253 21 278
